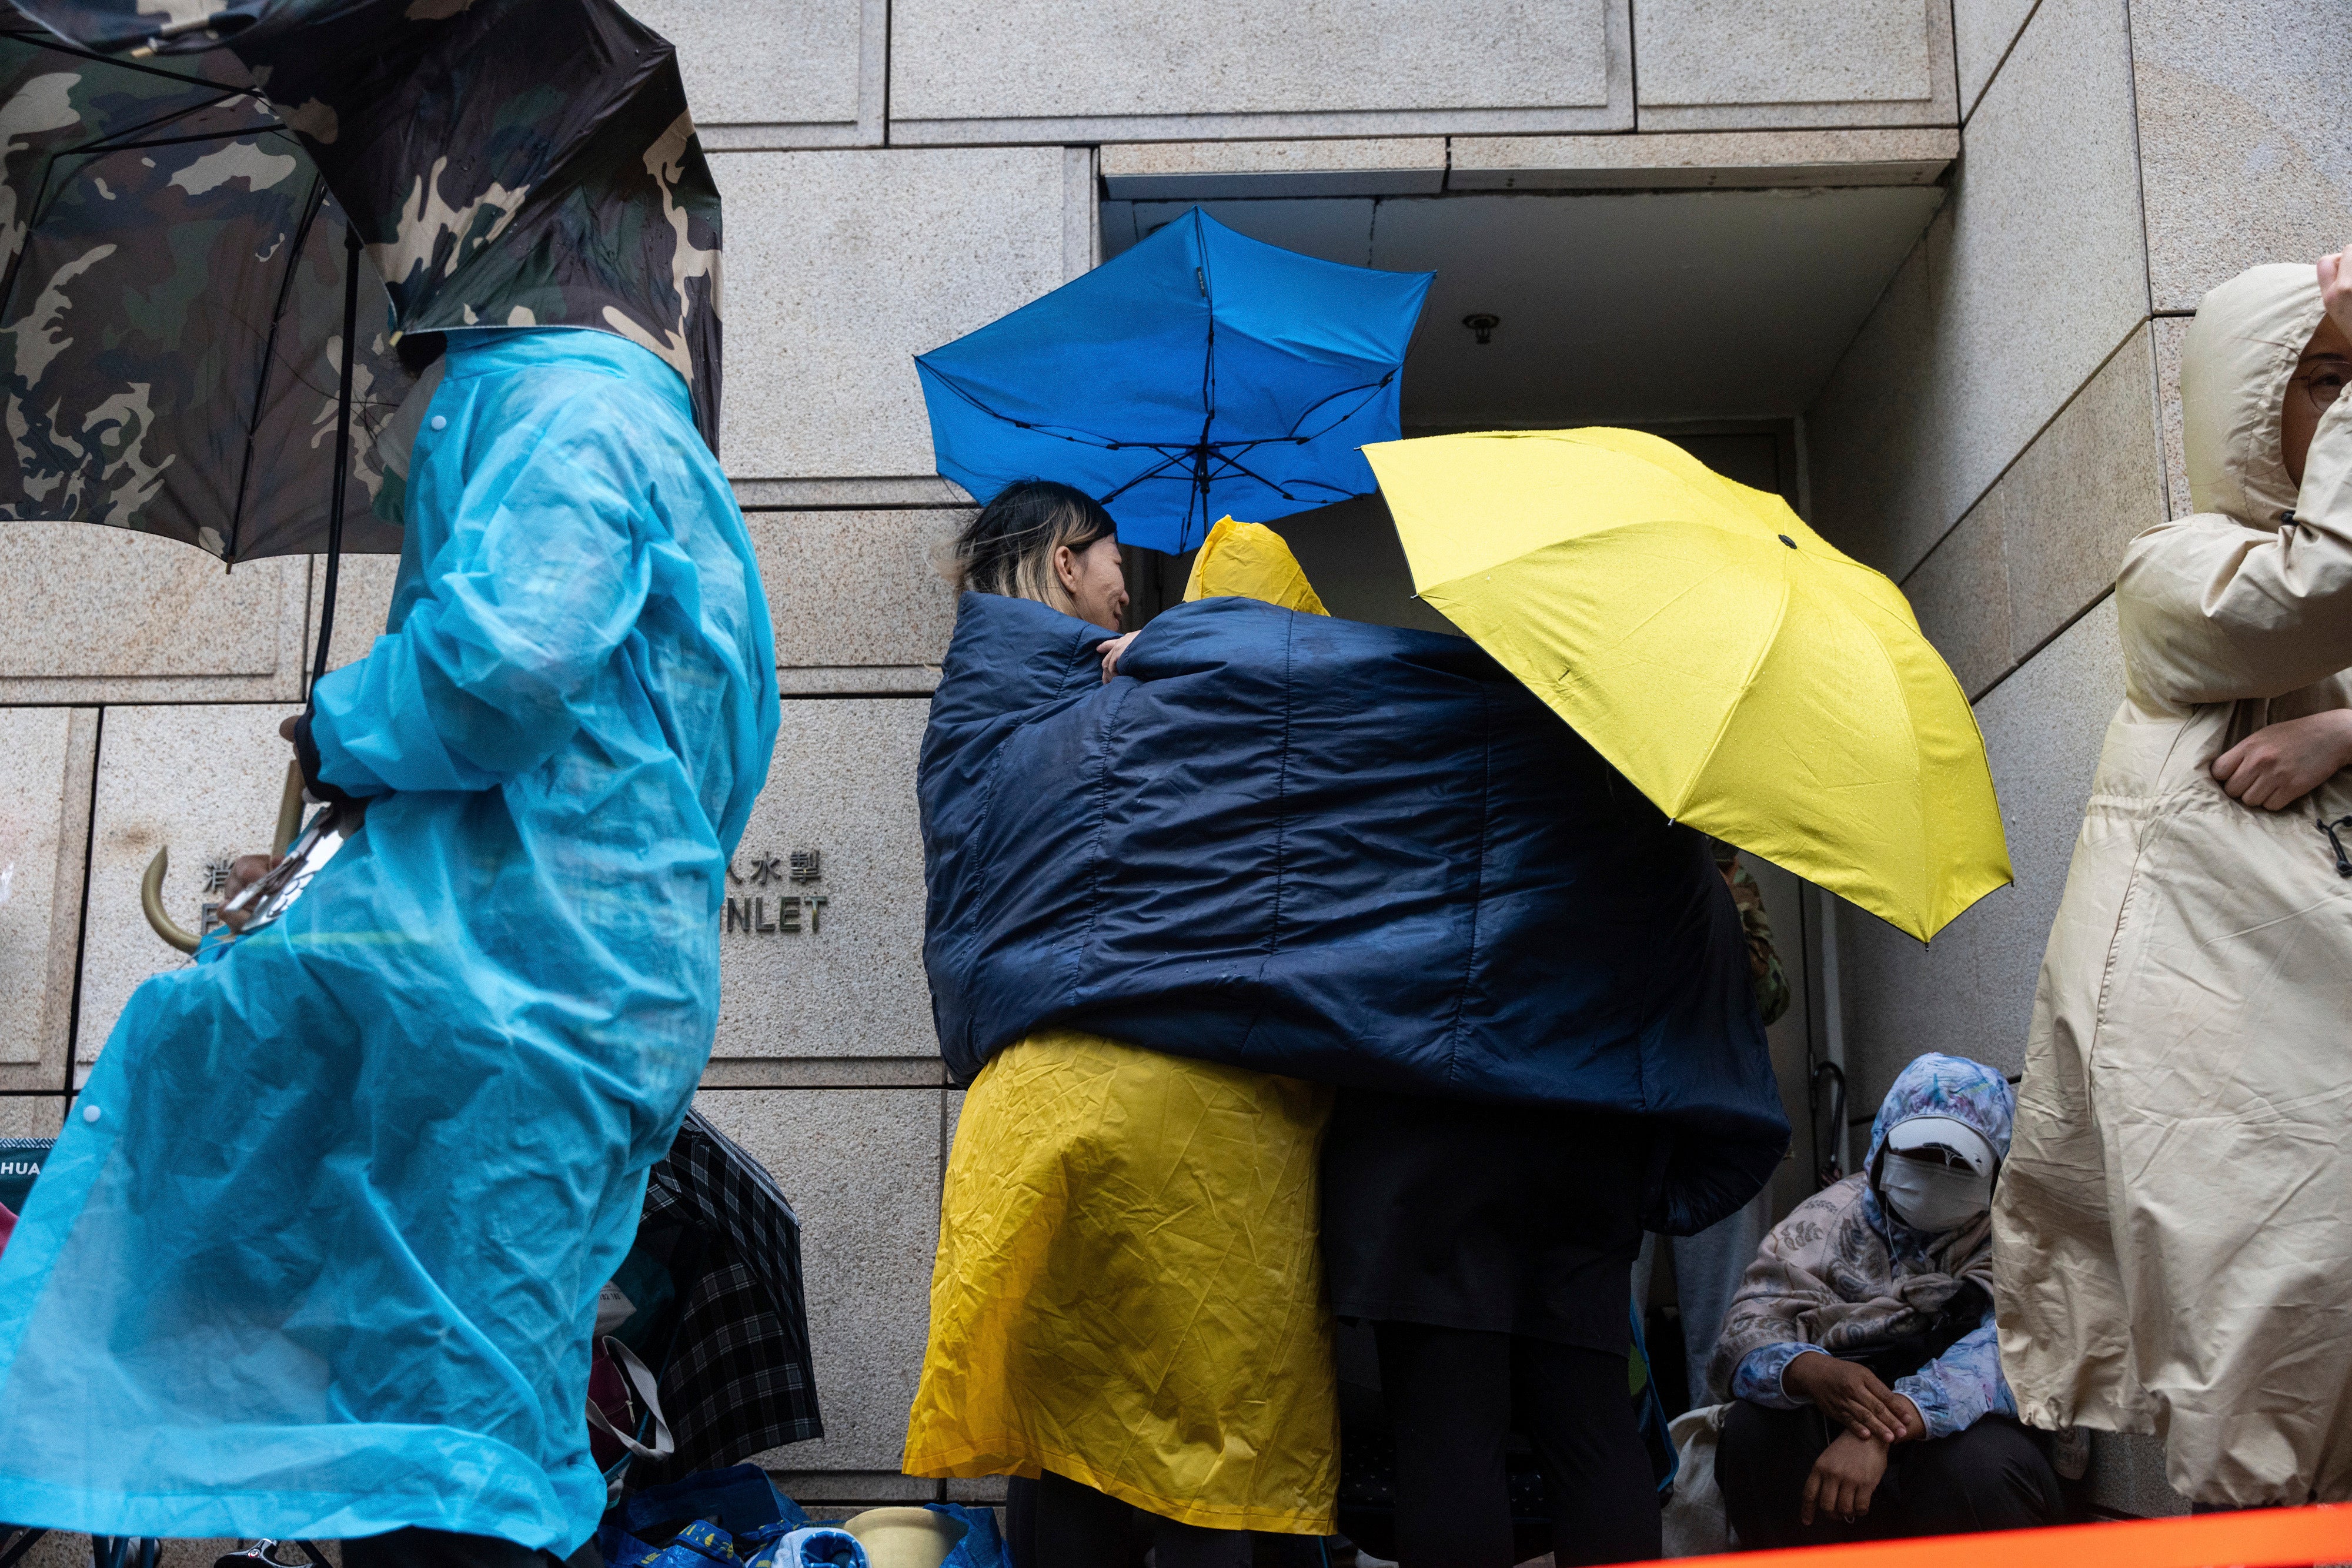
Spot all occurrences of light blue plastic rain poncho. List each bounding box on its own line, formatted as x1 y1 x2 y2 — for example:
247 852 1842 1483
0 330 777 1552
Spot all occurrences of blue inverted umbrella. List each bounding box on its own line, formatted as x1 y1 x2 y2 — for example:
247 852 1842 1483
916 206 1433 554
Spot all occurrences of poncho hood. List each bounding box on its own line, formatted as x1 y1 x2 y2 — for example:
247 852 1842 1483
920 590 1789 1235
2183 263 2327 527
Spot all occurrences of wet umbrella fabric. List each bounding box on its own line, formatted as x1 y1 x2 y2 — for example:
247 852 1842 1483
916 206 1431 554
627 1110 822 1485
0 29 412 560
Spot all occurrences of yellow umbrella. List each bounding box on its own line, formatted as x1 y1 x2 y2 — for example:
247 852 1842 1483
1361 427 2010 941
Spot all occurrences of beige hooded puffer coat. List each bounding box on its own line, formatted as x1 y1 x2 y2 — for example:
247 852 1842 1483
1992 263 2352 1506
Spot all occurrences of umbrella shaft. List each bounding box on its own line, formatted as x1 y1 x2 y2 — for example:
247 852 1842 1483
310 227 363 700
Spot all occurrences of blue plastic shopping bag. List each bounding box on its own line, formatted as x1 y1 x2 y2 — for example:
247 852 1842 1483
597 1463 809 1566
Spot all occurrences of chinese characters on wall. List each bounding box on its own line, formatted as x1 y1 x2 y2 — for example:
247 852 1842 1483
723 848 830 935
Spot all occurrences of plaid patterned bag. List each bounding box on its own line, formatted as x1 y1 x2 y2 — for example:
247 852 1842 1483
610 1112 823 1486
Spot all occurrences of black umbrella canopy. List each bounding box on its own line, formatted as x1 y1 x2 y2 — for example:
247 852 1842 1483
0 26 411 560
2 0 724 561
629 1109 822 1483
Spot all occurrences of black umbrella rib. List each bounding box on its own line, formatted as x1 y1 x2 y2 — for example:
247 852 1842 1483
1278 371 1396 441
2 27 233 91
1095 446 1201 507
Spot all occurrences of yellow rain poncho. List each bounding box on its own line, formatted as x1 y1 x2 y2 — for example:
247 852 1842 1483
902 521 1339 1531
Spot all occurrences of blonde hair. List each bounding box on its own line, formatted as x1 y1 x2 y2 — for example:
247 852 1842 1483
937 479 1118 611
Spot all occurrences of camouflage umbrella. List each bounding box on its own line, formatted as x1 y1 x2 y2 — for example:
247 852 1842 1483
0 26 411 567
3 0 721 674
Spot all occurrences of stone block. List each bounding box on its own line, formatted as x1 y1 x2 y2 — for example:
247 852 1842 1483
1994 329 2167 658
629 0 884 148
76 704 305 1061
693 1086 943 1473
0 710 96 1091
1101 138 1447 200
1805 0 2148 583
775 668 944 697
1903 326 2166 699
1446 128 1956 189
887 0 1631 142
2153 315 2192 519
1902 505 2012 701
1803 216 1940 571
2130 0 2352 313
715 147 1075 483
0 1095 64 1138
777 1475 940 1507
712 698 933 1062
703 1058 948 1089
735 478 975 510
0 524 309 704
1635 0 1957 132
1952 0 2037 120
1836 600 2124 1112
308 551 402 679
2087 1429 2190 1518
944 1475 1007 1503
750 511 961 673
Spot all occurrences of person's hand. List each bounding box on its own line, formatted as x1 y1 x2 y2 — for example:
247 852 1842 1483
1097 631 1141 683
1780 1352 1913 1443
2323 247 2352 346
2211 708 2352 810
279 713 299 743
1800 1431 1889 1527
215 852 283 932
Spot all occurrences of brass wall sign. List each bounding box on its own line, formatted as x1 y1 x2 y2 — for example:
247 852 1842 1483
724 848 830 935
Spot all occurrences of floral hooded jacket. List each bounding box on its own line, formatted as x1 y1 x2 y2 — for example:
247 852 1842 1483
1707 1053 2017 1440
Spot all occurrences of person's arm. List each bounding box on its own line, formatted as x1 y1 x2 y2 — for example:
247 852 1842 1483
1730 1342 1816 1410
300 390 653 798
1728 862 1792 1026
1778 1347 1915 1443
2118 265 2352 704
1892 1313 2013 1442
1097 630 1140 682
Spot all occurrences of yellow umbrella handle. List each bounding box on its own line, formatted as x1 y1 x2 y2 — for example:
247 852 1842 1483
141 763 308 955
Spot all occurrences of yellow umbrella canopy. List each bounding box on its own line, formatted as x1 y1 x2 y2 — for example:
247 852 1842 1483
1362 427 2011 942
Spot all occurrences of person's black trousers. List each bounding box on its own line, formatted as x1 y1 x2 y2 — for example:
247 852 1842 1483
1003 1470 1325 1568
1715 1399 2066 1549
1373 1321 1661 1568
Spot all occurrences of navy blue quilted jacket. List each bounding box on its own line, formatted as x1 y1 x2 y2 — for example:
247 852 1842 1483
920 591 1788 1234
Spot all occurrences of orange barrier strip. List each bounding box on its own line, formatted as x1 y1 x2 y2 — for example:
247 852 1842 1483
1616 1503 2352 1568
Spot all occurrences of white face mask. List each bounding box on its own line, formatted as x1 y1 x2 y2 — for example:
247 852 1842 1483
1877 1151 1992 1233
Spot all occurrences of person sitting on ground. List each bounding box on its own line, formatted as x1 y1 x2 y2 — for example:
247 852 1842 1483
1707 1053 2063 1547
